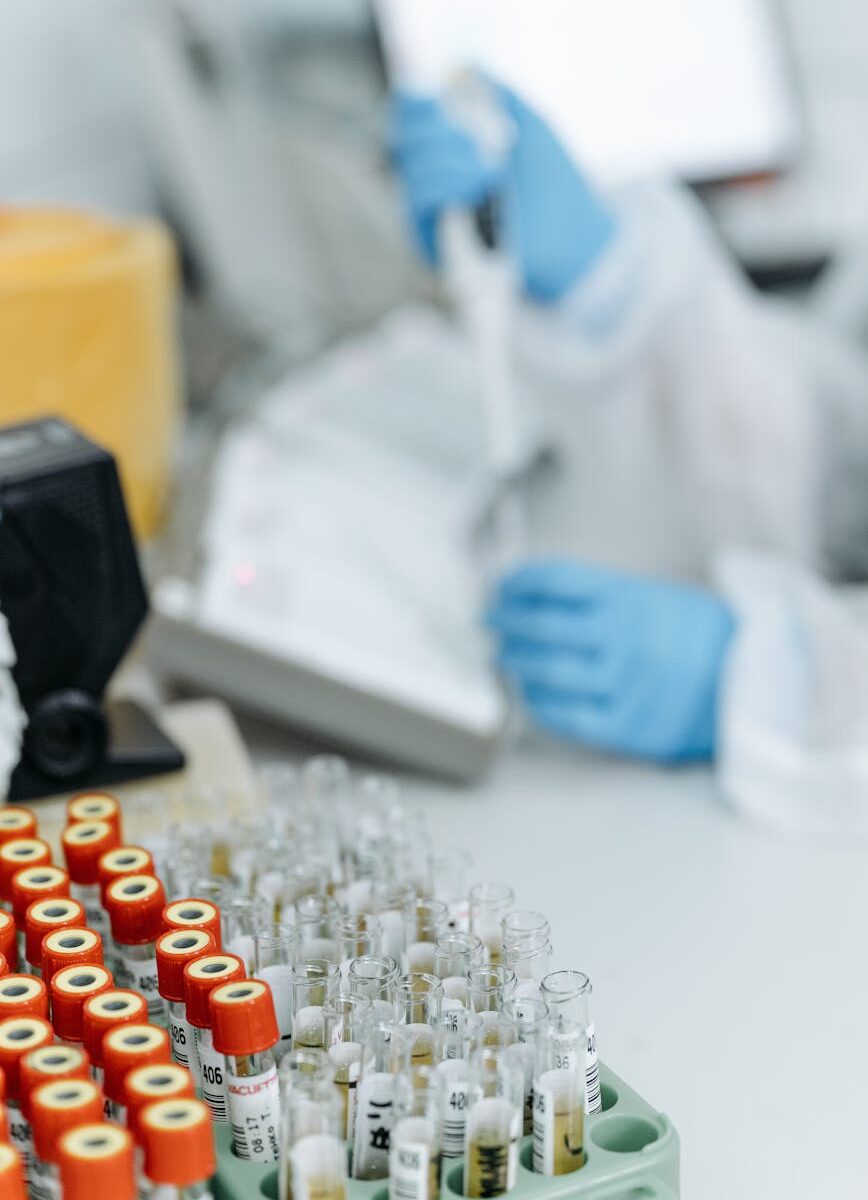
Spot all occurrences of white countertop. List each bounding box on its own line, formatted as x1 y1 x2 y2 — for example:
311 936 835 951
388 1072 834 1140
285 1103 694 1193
242 715 865 1199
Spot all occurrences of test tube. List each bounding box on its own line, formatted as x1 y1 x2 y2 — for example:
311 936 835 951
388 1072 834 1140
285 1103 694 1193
336 914 382 978
0 1142 26 1200
433 933 484 1008
57 1123 136 1200
210 978 281 1163
290 960 341 1052
0 807 37 845
182 952 246 1123
10 867 69 966
29 1077 104 1199
323 994 371 1141
346 955 400 1003
253 924 300 1060
467 966 517 1018
539 971 601 1114
394 975 443 1066
0 1015 54 1180
96 846 154 908
104 874 166 1022
501 997 548 1135
370 881 414 964
282 1072 346 1200
50 964 114 1046
502 935 552 1000
223 895 270 972
468 885 515 966
352 1016 396 1181
428 849 474 930
0 840 53 914
24 898 86 980
464 1044 524 1198
81 989 148 1089
102 1024 171 1122
0 975 49 1021
40 929 103 991
403 900 449 975
390 1065 443 1200
532 1019 586 1175
293 895 341 962
66 793 122 837
61 822 118 942
155 927 217 1081
139 1098 216 1197
500 911 550 952
432 1010 483 1161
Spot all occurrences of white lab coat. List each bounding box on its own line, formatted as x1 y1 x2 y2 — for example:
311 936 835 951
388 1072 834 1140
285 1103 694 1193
512 183 868 835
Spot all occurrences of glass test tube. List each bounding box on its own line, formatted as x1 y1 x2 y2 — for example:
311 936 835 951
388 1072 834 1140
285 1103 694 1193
323 994 372 1141
370 881 415 965
291 960 341 1052
469 885 515 966
433 933 484 1008
502 935 552 1000
346 955 400 1004
294 895 342 962
532 1020 586 1176
352 1017 396 1181
282 1075 347 1200
223 895 270 973
395 975 442 1066
156 927 217 1083
428 849 474 930
500 911 550 951
389 1065 443 1200
433 1010 483 1162
464 1044 524 1198
501 997 548 1134
254 924 300 1060
540 970 601 1114
403 900 449 975
211 979 282 1164
468 967 517 1018
336 914 382 978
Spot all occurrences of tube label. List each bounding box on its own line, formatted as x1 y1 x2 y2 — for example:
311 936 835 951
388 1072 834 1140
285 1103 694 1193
169 1011 202 1086
228 1062 281 1164
8 1104 33 1181
352 1071 394 1178
585 1024 601 1114
389 1140 438 1200
115 949 163 1020
28 1160 61 1200
441 1081 470 1158
196 1027 229 1123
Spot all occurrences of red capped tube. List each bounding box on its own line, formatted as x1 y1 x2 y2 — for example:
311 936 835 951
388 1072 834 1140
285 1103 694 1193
139 1096 215 1188
97 846 154 904
58 1122 136 1200
0 1142 26 1200
210 978 280 1163
182 952 245 1127
0 910 15 971
0 807 37 846
49 964 113 1044
40 927 102 990
10 866 69 929
105 875 166 1022
0 975 48 1021
30 1077 104 1164
124 1062 194 1140
156 927 215 1081
162 898 222 948
20 1044 90 1122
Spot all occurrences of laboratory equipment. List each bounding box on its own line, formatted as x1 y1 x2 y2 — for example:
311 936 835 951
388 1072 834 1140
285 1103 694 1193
124 1063 195 1142
390 1064 443 1200
82 989 149 1085
139 1098 216 1197
253 925 300 1059
469 884 515 965
0 1015 54 1177
11 868 69 965
0 418 184 800
0 1143 25 1200
183 952 247 1123
49 964 114 1046
68 794 123 837
0 975 47 1021
156 926 216 1078
104 874 167 1021
539 972 601 1116
102 1023 171 1122
57 1123 137 1200
0 910 15 969
29 1077 105 1200
40 928 103 991
210 978 282 1164
19 1046 91 1131
0 808 37 844
463 1043 524 1198
533 1021 587 1176
62 820 118 946
0 841 52 912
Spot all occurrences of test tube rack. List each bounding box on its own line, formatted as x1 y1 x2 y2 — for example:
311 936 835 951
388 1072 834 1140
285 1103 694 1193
211 1061 680 1200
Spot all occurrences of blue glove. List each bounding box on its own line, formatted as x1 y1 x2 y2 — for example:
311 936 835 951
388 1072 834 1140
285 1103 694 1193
488 560 737 764
390 87 616 303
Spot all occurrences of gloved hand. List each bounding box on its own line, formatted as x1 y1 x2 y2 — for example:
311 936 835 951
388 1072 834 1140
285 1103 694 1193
390 86 616 303
488 560 737 764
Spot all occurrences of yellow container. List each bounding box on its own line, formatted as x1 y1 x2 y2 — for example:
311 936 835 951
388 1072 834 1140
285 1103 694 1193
0 207 181 539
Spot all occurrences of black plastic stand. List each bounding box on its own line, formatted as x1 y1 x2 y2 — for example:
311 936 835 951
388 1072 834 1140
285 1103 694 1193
8 698 185 803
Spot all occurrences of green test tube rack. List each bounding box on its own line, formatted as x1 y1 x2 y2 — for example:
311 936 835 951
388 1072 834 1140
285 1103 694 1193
211 1061 679 1200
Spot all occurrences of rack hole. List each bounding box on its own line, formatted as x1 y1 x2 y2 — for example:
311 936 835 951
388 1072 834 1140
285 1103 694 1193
590 1115 659 1154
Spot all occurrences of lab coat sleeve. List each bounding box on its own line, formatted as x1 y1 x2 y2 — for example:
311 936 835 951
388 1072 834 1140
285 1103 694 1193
514 181 868 575
713 549 868 835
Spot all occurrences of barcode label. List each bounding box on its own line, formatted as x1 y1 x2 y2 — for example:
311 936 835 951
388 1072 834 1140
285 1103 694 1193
585 1025 601 1114
169 1013 201 1086
390 1141 434 1200
441 1083 469 1158
352 1072 394 1178
228 1064 280 1163
8 1104 33 1180
196 1029 229 1123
